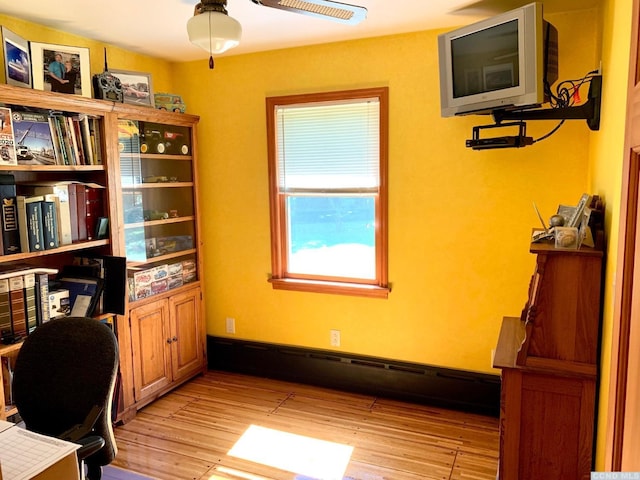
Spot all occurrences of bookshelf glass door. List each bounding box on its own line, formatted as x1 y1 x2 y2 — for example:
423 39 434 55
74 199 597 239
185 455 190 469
118 119 198 302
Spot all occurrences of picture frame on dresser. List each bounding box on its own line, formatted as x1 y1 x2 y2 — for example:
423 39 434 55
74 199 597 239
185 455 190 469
1 27 32 88
110 69 153 107
30 42 91 97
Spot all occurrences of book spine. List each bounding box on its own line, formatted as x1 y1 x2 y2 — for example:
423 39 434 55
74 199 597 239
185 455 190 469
80 115 95 165
85 187 104 241
34 272 50 325
90 118 103 164
8 275 26 338
40 200 59 249
47 117 64 165
0 278 11 339
66 183 79 242
16 196 30 254
0 197 21 255
26 199 45 252
23 272 37 334
76 184 87 241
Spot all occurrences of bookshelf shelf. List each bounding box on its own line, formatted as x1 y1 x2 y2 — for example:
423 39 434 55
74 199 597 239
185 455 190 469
0 240 110 264
126 248 197 268
124 216 195 229
0 165 105 172
121 182 194 190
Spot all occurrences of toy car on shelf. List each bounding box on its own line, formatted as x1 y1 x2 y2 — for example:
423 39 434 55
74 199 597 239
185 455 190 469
154 93 186 113
139 123 190 155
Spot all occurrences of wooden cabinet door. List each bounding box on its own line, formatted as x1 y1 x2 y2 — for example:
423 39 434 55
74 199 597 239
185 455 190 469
168 287 204 383
130 299 172 401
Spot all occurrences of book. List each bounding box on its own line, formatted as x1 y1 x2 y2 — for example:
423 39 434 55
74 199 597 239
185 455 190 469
26 198 45 252
73 183 87 241
34 271 51 325
0 106 17 166
0 278 11 340
0 174 21 255
16 195 45 253
41 198 59 249
84 186 105 241
8 275 26 338
68 182 80 242
12 110 56 165
23 272 37 334
79 115 95 165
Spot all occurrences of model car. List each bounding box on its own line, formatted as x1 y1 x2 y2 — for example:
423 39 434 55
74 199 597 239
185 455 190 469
154 93 186 113
140 125 189 155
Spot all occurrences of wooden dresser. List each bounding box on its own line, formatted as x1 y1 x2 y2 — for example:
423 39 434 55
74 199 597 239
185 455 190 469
493 237 604 480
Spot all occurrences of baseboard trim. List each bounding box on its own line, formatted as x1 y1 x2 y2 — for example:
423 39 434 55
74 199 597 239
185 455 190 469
208 336 500 417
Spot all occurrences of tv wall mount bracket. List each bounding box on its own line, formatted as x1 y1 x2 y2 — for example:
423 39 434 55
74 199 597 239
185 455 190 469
466 74 602 150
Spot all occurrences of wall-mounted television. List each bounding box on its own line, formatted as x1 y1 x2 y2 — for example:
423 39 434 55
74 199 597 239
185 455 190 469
438 2 557 117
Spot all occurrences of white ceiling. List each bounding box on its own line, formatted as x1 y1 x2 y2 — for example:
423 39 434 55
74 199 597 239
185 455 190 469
0 0 600 63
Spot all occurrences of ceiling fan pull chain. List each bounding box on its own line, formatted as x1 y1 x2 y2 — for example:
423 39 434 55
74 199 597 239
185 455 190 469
209 55 215 69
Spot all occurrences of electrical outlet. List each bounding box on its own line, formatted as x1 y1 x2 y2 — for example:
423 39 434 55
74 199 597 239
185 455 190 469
330 329 341 347
225 317 236 334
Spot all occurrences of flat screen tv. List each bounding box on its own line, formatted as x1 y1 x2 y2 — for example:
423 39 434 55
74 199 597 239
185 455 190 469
438 2 557 117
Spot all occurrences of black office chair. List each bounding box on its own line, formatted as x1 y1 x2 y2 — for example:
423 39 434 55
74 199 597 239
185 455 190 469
13 316 119 480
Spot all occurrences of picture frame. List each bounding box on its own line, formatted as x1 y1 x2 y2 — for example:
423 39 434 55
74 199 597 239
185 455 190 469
30 42 91 97
483 63 515 91
110 69 153 106
1 27 31 88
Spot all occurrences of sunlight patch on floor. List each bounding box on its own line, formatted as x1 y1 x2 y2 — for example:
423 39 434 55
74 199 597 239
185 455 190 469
227 425 353 480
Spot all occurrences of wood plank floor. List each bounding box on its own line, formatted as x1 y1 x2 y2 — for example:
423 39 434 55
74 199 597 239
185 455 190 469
111 371 499 480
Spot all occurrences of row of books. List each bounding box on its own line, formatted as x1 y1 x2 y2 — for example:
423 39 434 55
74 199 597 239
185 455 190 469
0 266 56 345
0 106 103 167
0 175 106 255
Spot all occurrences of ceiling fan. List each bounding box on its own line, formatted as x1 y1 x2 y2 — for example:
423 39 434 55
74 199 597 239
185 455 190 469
187 0 367 68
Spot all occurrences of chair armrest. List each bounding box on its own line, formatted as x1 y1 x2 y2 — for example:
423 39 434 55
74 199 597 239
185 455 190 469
76 435 105 461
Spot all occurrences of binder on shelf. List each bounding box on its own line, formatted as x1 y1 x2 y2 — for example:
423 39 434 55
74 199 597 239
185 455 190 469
0 278 12 340
0 174 20 255
40 199 59 249
16 195 45 253
23 272 37 334
84 186 105 241
25 197 45 252
34 271 51 325
8 275 26 339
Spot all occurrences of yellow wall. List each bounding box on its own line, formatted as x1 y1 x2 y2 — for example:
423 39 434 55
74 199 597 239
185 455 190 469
176 10 601 374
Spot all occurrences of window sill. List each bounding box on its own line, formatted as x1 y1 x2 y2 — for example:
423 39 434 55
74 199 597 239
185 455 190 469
269 278 390 299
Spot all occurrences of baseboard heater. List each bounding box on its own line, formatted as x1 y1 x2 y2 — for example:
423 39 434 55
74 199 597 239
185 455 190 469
207 336 500 417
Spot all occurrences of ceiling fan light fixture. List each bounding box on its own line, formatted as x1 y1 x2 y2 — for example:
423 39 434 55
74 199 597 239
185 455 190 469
187 1 242 55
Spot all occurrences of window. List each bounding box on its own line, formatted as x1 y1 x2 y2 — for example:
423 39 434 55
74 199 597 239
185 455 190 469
266 87 389 298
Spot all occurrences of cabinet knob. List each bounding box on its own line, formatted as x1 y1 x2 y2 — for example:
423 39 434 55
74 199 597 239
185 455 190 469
172 336 178 342
167 338 173 344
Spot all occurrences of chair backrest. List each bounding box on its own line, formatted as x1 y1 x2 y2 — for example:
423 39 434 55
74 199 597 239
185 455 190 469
13 316 119 467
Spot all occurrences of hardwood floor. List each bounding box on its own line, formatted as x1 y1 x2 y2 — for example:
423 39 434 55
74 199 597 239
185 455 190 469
111 371 499 480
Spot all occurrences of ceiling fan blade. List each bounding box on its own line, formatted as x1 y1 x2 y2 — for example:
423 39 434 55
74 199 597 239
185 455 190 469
251 0 367 25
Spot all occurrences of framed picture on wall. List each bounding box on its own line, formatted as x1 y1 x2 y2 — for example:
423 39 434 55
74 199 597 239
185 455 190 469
1 27 31 88
110 69 153 107
30 42 91 97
